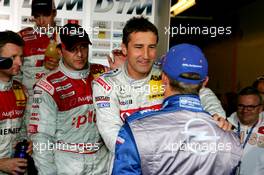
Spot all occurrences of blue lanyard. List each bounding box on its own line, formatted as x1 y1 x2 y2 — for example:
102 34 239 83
237 121 258 149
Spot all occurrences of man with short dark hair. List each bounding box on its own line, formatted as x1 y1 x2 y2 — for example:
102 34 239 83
93 16 163 154
28 23 109 175
0 31 30 175
112 43 242 174
228 86 264 175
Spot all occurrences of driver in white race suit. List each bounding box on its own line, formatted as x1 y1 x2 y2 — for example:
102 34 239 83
28 23 109 175
0 31 30 175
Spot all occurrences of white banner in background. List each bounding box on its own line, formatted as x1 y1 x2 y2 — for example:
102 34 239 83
0 0 155 65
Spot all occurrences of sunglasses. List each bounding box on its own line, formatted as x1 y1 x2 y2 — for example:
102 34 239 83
237 104 261 111
0 57 13 69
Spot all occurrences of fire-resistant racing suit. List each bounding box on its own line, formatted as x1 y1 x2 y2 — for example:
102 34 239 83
92 61 226 154
0 80 27 175
112 94 242 174
199 87 226 117
28 61 109 175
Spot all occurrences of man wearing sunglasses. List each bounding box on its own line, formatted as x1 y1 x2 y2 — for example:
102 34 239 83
0 31 32 175
0 57 13 69
228 86 264 175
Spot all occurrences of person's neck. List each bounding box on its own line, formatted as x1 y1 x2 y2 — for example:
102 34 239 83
164 89 180 99
0 74 11 82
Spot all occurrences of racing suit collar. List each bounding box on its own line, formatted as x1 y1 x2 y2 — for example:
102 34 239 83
162 94 204 112
122 62 152 85
0 78 13 91
59 60 89 79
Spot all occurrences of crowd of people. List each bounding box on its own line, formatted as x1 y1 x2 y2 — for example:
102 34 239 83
0 0 263 175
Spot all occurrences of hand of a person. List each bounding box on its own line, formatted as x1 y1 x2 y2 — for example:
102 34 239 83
202 76 209 87
44 56 60 70
13 140 32 155
0 158 27 175
213 114 232 131
26 140 33 155
107 49 126 70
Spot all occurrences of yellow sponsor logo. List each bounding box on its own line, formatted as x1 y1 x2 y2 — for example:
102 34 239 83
148 75 164 100
13 83 26 107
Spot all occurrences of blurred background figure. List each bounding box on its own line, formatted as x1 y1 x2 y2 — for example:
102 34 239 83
17 0 60 131
18 0 59 95
228 86 264 175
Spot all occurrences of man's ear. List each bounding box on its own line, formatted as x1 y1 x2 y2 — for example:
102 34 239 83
162 72 169 85
121 43 127 56
258 104 263 113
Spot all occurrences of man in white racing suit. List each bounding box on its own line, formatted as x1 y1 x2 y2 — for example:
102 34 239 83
0 31 31 175
28 23 109 175
93 16 228 155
